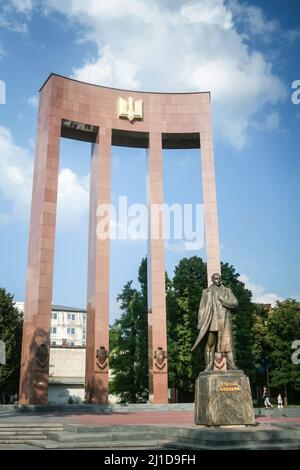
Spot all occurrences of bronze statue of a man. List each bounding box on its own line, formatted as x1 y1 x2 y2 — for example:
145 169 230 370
192 273 239 371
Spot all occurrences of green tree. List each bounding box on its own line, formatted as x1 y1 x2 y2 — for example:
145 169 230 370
168 257 256 399
251 303 270 398
0 288 23 403
265 300 300 399
168 256 206 399
251 304 269 369
221 263 255 380
109 259 148 403
110 256 256 402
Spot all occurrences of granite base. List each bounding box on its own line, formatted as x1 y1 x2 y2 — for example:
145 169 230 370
194 370 255 426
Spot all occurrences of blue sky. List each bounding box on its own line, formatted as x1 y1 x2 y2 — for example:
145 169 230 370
0 0 300 321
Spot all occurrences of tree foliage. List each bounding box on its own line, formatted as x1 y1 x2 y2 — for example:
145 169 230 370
167 256 206 396
220 263 255 379
109 259 148 403
109 257 300 403
265 300 300 392
110 256 258 402
168 257 256 398
0 288 23 402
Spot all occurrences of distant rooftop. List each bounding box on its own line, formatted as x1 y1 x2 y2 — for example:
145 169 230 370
16 302 86 313
52 305 86 313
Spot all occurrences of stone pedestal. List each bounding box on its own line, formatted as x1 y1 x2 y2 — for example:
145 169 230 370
194 370 255 426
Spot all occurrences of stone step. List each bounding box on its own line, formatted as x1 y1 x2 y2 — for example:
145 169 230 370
0 423 63 428
0 429 63 434
0 440 48 446
46 430 160 442
166 440 300 450
0 435 47 441
0 426 63 430
64 424 163 433
15 403 194 414
0 431 47 435
27 439 166 449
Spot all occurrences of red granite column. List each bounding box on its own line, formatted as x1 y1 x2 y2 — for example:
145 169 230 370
85 127 111 403
19 80 60 404
147 132 168 404
200 104 221 284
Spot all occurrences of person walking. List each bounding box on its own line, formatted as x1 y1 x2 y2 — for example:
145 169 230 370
277 393 283 409
263 386 273 408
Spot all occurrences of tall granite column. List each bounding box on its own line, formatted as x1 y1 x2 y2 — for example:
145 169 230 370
19 80 61 404
85 127 111 403
200 106 221 284
147 132 168 404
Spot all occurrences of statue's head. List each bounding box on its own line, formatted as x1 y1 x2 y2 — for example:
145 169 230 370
211 273 222 287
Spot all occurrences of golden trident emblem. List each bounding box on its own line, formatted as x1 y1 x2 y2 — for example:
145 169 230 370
118 96 143 122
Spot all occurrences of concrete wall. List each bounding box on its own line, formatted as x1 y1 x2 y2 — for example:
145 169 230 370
48 384 85 404
48 347 85 404
49 347 85 378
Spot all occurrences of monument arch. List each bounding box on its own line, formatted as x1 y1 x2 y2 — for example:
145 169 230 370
19 74 220 405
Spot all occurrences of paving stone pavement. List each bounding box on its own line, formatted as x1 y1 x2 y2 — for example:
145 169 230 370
0 406 299 450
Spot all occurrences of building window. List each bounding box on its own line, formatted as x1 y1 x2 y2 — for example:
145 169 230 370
72 314 75 321
51 341 56 346
71 328 75 335
70 342 74 346
51 327 57 334
68 313 71 320
52 312 57 320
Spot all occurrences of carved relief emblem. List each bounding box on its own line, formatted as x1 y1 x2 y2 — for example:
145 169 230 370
96 346 109 370
154 347 167 370
118 97 143 122
36 344 49 368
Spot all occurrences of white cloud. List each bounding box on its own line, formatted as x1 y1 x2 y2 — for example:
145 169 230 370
0 126 89 228
264 111 281 130
43 0 287 149
252 111 281 131
180 1 233 29
26 94 39 108
229 0 279 37
0 0 289 147
10 0 35 13
0 126 33 222
0 44 7 59
73 45 140 90
239 274 283 306
0 0 36 33
57 168 90 230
